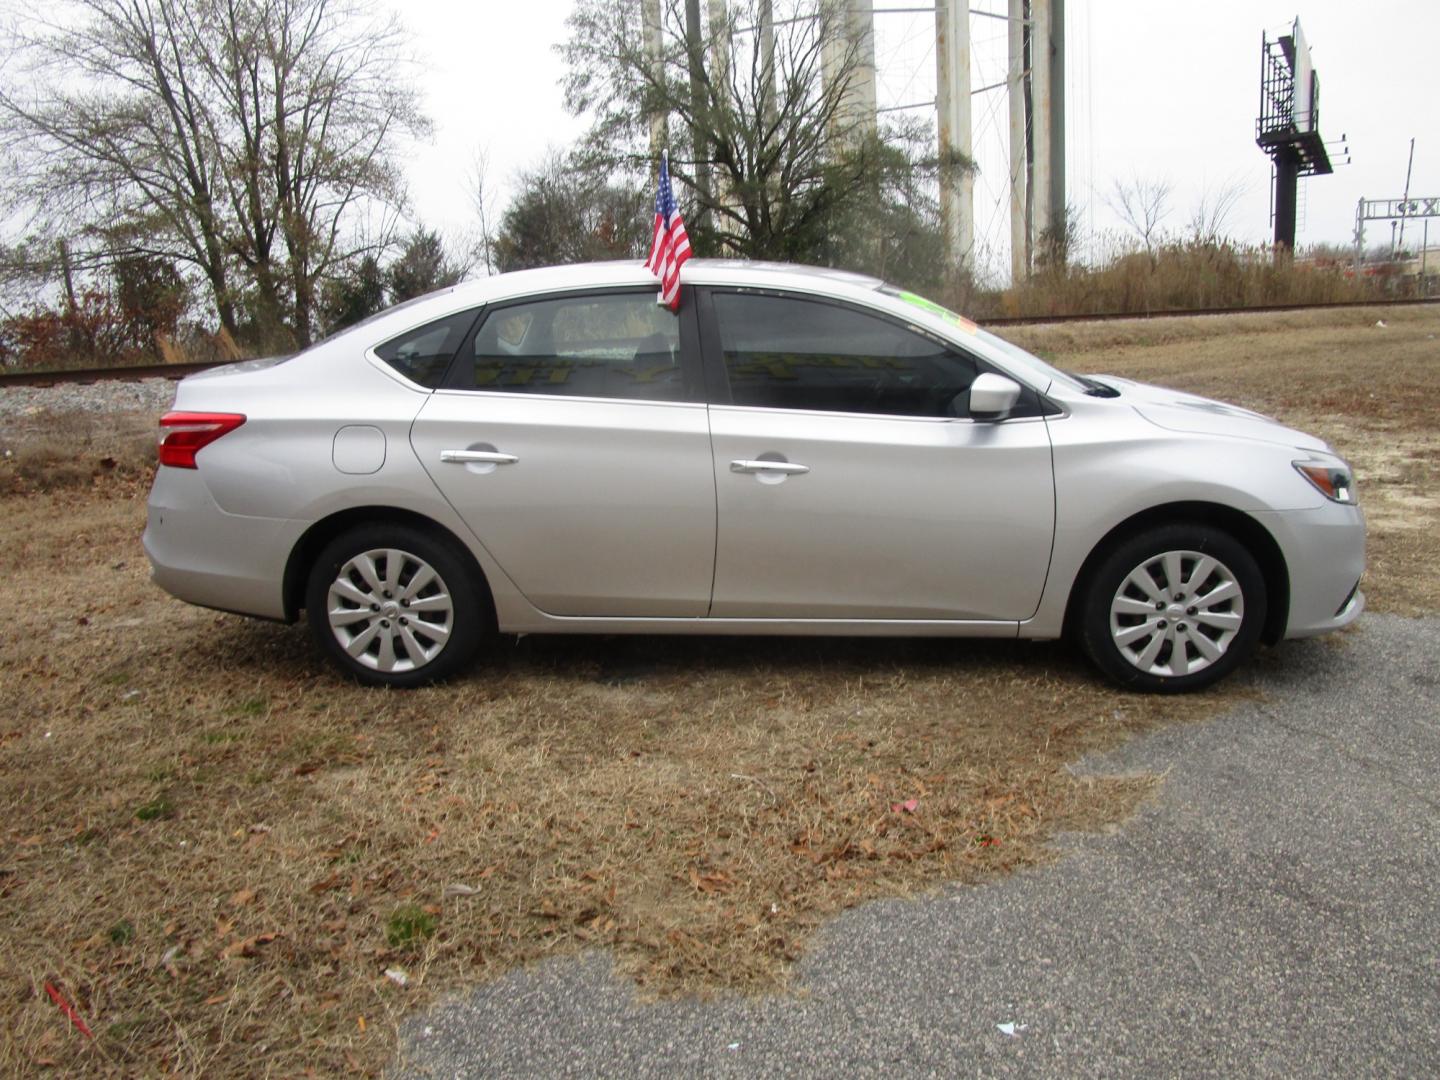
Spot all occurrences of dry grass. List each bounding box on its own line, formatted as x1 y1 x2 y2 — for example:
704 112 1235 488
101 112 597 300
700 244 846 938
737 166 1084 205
0 302 1435 1075
0 410 155 494
954 241 1402 319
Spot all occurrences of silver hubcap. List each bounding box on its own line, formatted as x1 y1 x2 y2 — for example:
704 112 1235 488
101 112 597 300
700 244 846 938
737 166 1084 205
1109 549 1245 678
326 548 454 673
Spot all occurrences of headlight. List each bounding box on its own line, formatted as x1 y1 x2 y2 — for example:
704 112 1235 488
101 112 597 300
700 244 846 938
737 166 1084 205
1294 459 1356 504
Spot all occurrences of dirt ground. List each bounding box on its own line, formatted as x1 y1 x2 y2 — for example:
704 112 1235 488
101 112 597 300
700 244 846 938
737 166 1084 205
0 302 1434 1076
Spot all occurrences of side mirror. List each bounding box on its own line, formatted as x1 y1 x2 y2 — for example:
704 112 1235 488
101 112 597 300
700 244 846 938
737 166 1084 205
968 373 1022 421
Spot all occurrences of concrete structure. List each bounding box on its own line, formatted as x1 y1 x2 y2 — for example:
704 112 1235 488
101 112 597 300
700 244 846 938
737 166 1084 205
643 0 667 157
935 1 974 276
821 0 879 145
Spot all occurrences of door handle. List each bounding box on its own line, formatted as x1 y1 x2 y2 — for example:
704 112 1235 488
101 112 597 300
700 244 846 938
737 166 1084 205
730 459 809 475
441 449 518 465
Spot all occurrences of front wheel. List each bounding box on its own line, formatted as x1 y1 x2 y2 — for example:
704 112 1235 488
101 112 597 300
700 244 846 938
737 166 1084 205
305 524 485 687
1078 524 1267 693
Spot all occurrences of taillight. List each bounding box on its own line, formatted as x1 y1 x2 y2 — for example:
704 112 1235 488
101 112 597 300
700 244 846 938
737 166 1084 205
158 412 246 468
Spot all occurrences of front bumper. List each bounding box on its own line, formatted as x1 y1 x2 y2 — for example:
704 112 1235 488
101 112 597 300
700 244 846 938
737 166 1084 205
1253 501 1366 639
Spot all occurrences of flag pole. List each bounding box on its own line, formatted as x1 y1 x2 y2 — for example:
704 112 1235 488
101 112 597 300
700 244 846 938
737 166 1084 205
645 146 692 311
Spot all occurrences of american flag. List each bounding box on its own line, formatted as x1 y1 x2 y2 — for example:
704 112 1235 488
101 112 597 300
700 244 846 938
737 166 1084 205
645 151 691 310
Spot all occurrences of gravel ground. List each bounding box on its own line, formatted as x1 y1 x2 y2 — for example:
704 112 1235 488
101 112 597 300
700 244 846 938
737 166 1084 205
0 379 176 456
0 377 178 420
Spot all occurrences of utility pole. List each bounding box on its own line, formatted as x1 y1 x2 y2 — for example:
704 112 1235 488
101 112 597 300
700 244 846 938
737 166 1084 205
935 0 973 278
1353 197 1365 270
1398 137 1415 252
1048 0 1066 259
684 0 713 228
1030 0 1052 263
1007 0 1028 282
708 0 732 218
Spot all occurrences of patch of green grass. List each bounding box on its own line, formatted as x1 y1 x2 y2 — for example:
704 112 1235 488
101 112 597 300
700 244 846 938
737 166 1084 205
201 730 245 745
385 904 436 949
233 697 268 717
133 797 174 822
108 919 135 945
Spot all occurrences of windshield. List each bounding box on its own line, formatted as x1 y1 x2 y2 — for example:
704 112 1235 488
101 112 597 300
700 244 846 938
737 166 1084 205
974 327 1089 393
880 286 1088 394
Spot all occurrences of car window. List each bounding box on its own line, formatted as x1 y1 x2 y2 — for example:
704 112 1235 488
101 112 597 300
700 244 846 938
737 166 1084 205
465 292 685 401
374 310 475 388
710 292 982 418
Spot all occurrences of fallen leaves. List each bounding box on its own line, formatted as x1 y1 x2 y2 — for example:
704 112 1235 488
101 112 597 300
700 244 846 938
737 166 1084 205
219 932 281 961
686 866 735 894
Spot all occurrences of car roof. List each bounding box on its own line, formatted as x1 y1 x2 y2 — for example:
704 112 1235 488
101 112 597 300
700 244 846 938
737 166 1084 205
437 259 887 309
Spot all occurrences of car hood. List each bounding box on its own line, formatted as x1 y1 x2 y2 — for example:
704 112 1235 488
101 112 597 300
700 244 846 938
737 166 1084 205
1095 376 1330 452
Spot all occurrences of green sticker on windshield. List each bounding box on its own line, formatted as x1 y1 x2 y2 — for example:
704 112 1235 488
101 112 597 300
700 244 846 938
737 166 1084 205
896 290 978 334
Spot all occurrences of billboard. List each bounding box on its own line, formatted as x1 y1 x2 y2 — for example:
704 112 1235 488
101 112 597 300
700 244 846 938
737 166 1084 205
1291 18 1316 134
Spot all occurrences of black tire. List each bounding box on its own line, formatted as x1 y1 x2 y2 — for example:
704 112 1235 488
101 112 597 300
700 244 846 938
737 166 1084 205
1077 523 1266 693
305 523 487 688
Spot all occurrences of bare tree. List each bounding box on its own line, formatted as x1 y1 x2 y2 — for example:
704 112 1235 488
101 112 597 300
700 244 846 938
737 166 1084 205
465 148 498 277
561 0 942 264
1105 174 1173 254
0 0 426 348
1187 179 1246 245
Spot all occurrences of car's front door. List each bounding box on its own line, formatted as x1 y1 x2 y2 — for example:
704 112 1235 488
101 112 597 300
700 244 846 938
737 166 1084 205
410 288 716 617
699 289 1055 621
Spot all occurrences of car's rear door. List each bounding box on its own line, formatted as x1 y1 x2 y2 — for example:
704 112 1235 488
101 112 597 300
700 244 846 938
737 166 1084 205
698 287 1055 621
410 288 716 617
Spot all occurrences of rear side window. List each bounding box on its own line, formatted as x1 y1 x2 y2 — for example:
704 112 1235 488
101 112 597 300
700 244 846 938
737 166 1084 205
463 292 685 401
374 311 476 388
710 292 982 418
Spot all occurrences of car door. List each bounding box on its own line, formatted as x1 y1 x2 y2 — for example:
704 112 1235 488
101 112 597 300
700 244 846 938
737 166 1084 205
699 288 1055 622
409 288 716 618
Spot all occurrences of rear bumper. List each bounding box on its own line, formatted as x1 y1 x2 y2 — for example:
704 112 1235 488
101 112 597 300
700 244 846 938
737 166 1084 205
143 467 300 620
1253 502 1366 639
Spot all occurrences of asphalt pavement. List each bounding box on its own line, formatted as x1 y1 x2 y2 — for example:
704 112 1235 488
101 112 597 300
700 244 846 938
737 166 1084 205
395 613 1440 1079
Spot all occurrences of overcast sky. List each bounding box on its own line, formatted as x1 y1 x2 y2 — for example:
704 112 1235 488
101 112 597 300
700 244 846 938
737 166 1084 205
395 0 1438 284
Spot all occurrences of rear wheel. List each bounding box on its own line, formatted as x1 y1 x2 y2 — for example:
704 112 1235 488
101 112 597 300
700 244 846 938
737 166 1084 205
1078 524 1266 692
305 524 484 687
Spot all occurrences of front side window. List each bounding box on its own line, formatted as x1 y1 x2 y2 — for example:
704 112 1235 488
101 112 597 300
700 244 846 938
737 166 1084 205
374 310 476 388
464 292 685 401
710 292 981 417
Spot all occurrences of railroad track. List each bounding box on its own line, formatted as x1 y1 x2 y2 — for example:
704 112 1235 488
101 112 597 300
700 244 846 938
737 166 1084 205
3 296 1437 389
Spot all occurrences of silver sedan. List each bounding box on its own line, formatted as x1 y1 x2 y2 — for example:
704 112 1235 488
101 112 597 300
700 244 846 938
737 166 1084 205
143 261 1364 691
